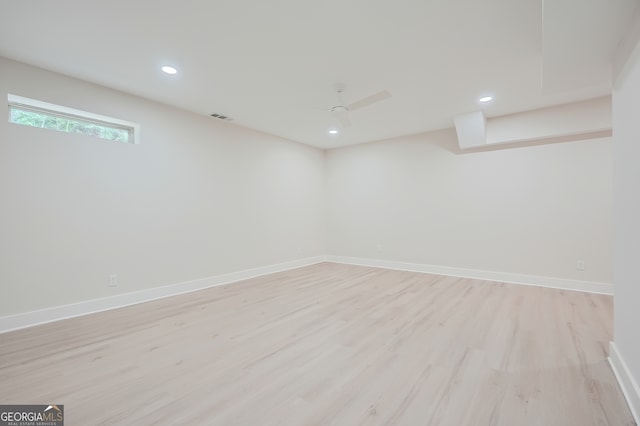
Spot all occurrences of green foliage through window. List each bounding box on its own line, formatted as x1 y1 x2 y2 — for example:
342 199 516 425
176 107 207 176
9 106 132 143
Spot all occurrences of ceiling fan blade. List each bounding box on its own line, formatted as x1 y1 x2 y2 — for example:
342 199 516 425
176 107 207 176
347 90 392 111
333 109 351 128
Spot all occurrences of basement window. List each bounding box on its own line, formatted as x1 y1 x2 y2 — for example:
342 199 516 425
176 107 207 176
8 94 140 144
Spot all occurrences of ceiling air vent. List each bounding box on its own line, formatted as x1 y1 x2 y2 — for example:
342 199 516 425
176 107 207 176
210 113 231 120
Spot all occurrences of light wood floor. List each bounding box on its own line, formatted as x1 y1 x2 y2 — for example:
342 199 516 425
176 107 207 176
0 262 634 425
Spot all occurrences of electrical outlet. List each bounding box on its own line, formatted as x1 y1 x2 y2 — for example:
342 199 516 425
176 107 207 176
576 260 585 271
109 273 118 287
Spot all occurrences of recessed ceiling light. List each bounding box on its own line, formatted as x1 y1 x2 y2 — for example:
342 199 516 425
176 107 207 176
479 96 493 103
328 129 339 135
162 66 177 75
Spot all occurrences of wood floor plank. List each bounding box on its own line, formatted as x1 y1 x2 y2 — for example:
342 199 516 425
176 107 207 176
0 262 634 425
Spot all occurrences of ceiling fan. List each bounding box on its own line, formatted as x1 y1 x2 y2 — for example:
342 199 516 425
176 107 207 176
327 83 392 128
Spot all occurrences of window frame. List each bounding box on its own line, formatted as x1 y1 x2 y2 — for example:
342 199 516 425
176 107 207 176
7 94 141 144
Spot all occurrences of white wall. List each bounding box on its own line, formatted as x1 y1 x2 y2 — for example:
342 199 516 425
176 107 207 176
0 57 326 317
613 36 640 408
0 55 617 320
326 129 612 284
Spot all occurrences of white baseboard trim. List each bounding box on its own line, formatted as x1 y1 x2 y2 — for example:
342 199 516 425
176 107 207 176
609 341 640 424
325 255 613 295
0 256 326 334
1 255 613 334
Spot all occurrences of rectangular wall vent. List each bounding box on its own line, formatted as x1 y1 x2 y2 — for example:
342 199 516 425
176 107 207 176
210 113 231 120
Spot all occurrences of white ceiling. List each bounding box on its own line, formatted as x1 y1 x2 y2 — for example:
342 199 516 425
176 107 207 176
0 0 637 149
